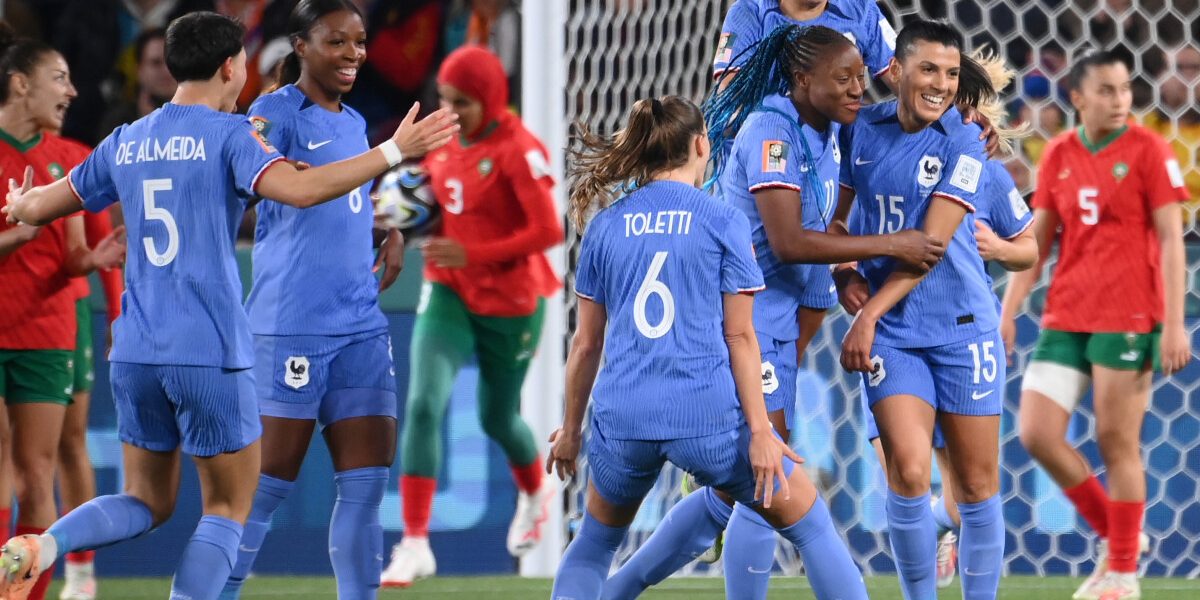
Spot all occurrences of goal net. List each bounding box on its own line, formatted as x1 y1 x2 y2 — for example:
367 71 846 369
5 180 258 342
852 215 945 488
560 0 1200 578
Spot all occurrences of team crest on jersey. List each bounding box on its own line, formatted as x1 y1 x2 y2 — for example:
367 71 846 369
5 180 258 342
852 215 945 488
917 155 942 187
761 361 779 395
285 356 310 389
714 32 735 64
478 158 494 176
1112 162 1129 181
47 162 64 180
762 140 788 173
868 355 886 387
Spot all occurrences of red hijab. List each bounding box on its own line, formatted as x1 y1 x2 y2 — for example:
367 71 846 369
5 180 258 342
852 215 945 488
437 45 508 137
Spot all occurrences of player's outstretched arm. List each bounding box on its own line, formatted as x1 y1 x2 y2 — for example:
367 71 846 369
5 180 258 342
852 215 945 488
3 167 82 227
257 103 459 209
547 296 607 481
975 221 1036 271
998 208 1057 360
0 222 40 258
1153 203 1191 375
841 197 968 372
63 215 126 277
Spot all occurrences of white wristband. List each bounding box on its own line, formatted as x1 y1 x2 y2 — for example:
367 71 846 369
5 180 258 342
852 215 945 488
379 139 404 167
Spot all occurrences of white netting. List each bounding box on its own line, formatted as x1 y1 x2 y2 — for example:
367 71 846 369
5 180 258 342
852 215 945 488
560 0 1200 578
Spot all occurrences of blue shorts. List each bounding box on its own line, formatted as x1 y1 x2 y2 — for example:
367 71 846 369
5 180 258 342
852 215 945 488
255 329 397 429
110 362 261 457
587 418 794 507
862 389 945 449
862 329 1005 417
757 331 797 425
798 264 837 310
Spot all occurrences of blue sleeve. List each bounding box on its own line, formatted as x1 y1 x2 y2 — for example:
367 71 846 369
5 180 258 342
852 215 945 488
574 221 605 304
932 128 988 213
713 0 761 76
979 162 1033 239
859 1 897 77
719 211 765 294
225 118 286 197
738 114 809 196
247 94 294 156
68 128 122 212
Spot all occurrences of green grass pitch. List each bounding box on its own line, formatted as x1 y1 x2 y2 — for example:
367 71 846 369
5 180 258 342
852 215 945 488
49 575 1200 598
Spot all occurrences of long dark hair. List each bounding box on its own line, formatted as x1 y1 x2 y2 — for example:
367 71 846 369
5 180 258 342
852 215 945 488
568 96 705 230
277 0 363 88
894 19 996 114
0 21 57 104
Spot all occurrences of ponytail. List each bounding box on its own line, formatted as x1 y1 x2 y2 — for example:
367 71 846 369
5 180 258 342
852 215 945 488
966 47 1031 155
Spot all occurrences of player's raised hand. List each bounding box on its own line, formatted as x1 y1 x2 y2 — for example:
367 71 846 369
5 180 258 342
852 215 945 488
974 221 1003 262
960 104 1001 157
887 229 945 272
840 312 877 373
91 225 127 271
546 428 581 481
749 429 801 509
1160 322 1191 376
374 228 405 292
833 268 870 315
3 165 34 225
391 102 460 159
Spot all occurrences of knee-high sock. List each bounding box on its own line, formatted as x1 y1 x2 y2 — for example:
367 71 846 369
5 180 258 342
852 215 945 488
46 494 154 556
603 488 731 600
957 495 1004 600
551 512 628 600
329 467 388 600
886 490 937 600
171 515 243 600
1107 500 1144 573
1062 475 1109 538
776 496 868 600
722 503 776 600
220 474 295 600
931 495 958 535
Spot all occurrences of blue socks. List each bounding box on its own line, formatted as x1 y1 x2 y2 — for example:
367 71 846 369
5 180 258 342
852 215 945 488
886 490 937 600
777 496 868 600
47 494 154 556
932 495 958 535
329 467 389 600
171 515 243 600
220 474 295 600
551 512 629 600
722 503 776 600
957 495 1003 600
603 488 731 599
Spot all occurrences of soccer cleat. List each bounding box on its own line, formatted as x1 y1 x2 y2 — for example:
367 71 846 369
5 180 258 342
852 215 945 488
1077 571 1141 600
0 535 44 600
506 477 556 557
680 473 723 564
1073 534 1150 600
380 537 436 588
935 530 958 589
59 560 97 600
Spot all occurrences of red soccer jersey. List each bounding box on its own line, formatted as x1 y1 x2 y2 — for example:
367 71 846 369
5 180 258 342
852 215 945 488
422 113 563 317
1031 124 1189 333
0 132 93 349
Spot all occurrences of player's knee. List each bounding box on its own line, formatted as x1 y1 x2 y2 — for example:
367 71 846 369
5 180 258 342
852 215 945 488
1018 421 1060 459
1096 426 1140 466
477 409 518 441
404 397 443 432
889 460 931 496
954 470 999 503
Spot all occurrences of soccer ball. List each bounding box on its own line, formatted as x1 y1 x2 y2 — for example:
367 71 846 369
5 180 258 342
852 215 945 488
375 164 440 238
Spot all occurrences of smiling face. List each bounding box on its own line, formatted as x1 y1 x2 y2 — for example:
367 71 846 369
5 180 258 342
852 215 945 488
891 40 961 129
795 42 866 126
22 51 77 132
296 9 367 100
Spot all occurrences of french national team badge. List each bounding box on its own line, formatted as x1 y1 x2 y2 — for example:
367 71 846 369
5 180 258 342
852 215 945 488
478 157 493 176
917 155 942 187
868 355 886 387
762 140 788 173
285 356 310 389
761 361 779 395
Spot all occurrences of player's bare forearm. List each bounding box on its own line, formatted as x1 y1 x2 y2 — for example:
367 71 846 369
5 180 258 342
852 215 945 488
723 293 772 434
6 177 82 226
1002 208 1057 320
1153 204 1186 329
258 149 391 208
64 215 95 276
996 228 1037 272
563 298 606 437
0 224 39 258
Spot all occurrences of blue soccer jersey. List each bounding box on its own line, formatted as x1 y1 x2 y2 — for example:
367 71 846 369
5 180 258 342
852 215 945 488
976 159 1033 240
719 93 840 341
70 103 285 369
574 180 764 441
713 0 897 78
840 101 994 348
244 85 385 336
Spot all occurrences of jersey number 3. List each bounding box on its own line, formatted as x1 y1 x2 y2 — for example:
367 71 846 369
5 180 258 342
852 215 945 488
143 178 179 267
634 251 675 339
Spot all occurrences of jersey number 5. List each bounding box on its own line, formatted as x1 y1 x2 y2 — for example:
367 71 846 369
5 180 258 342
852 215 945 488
1078 187 1099 225
634 251 675 339
142 178 179 267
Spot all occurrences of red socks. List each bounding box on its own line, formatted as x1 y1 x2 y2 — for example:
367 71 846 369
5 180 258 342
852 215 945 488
1063 475 1110 537
401 475 437 538
510 458 544 495
1107 500 1145 573
66 549 95 564
15 525 54 600
0 507 10 542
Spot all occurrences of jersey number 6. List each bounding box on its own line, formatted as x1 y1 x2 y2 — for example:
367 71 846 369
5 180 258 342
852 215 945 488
142 178 179 267
634 251 675 339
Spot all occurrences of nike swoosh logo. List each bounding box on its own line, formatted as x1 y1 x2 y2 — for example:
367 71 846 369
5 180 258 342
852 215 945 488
855 157 873 165
972 390 994 400
963 568 991 576
747 566 772 574
307 140 333 150
238 545 260 553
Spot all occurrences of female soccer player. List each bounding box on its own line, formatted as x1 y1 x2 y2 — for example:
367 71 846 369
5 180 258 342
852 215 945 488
602 25 944 599
1001 49 1189 600
837 20 1004 600
220 2 406 599
0 12 456 600
0 27 126 600
548 94 866 600
381 45 563 587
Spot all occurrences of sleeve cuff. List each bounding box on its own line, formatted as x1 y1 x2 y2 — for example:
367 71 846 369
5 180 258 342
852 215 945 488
1002 218 1034 240
748 182 803 193
735 284 766 295
250 156 287 194
931 191 976 213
